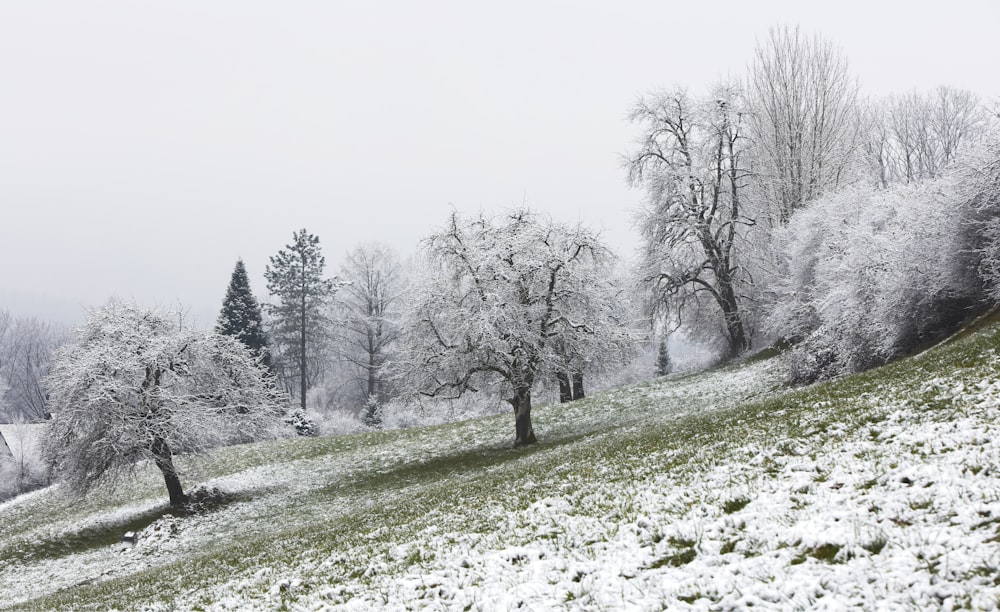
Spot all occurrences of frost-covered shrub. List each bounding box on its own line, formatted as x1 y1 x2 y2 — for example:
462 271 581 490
309 410 366 437
284 407 318 437
963 126 1000 300
769 180 982 382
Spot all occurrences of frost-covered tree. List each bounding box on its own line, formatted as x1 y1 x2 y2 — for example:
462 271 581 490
334 243 403 412
767 181 980 381
959 123 1000 300
0 312 67 422
216 259 270 365
43 302 287 506
746 25 862 223
627 83 755 358
399 210 634 446
265 229 341 410
865 87 987 186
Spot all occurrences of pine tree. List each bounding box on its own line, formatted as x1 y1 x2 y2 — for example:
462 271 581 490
216 259 270 366
656 337 671 376
264 229 339 410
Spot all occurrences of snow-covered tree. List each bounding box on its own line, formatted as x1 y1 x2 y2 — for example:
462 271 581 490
0 311 67 422
334 243 403 411
627 82 756 358
265 229 342 409
43 301 287 506
865 87 987 187
216 259 270 365
399 209 634 446
767 181 979 381
746 25 862 223
959 122 1000 300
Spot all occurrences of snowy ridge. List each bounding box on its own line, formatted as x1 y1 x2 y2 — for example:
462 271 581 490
2 329 1000 609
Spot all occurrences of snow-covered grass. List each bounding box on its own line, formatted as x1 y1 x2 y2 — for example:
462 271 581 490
3 316 1000 609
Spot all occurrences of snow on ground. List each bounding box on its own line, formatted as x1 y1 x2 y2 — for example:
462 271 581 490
2 342 1000 610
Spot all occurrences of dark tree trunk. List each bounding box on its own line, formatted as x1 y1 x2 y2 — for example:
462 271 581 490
556 372 572 403
511 386 536 446
720 286 749 359
571 372 584 400
300 284 308 410
151 436 188 507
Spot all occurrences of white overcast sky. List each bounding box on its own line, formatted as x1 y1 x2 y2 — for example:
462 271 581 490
1 0 997 326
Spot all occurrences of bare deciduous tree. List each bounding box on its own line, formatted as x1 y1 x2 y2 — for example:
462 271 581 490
627 83 755 357
867 87 987 185
334 243 403 425
0 311 67 423
747 25 862 223
399 210 634 446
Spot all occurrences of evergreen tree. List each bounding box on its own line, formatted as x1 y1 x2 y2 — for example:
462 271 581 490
216 259 270 366
264 229 339 410
656 337 671 376
361 394 382 429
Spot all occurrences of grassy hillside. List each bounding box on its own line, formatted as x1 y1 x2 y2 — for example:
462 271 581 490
2 318 1000 609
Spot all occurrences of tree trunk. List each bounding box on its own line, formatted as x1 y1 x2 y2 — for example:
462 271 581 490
556 372 572 403
511 386 536 446
151 436 188 507
571 372 584 400
299 275 308 410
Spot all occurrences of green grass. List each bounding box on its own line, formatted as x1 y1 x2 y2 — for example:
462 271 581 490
4 313 1000 609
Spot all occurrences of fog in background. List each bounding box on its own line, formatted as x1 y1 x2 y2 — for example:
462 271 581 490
1 0 996 326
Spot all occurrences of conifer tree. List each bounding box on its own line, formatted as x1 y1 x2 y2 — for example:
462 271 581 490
656 337 671 376
264 229 340 410
216 259 269 365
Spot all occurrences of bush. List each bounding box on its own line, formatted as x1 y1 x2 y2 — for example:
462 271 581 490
769 179 985 382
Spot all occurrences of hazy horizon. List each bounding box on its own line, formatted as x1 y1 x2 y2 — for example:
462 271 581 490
2 0 997 327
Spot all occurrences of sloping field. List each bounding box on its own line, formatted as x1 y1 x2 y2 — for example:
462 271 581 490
2 319 1000 609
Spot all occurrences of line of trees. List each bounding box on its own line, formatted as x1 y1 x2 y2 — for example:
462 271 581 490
627 23 997 380
28 22 999 508
218 219 636 446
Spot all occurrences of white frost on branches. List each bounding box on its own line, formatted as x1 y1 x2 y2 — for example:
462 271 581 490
44 301 288 504
398 209 635 445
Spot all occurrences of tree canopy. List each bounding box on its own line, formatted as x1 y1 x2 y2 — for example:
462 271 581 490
399 209 634 445
44 301 287 506
265 229 340 409
217 259 270 365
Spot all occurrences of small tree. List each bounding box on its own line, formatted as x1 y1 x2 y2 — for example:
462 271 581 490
361 394 382 429
44 302 287 507
399 210 634 446
265 229 341 410
655 337 671 376
216 259 270 365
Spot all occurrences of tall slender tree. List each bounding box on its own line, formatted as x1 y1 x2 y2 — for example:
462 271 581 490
746 25 862 224
216 259 270 366
264 229 339 409
335 243 403 416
